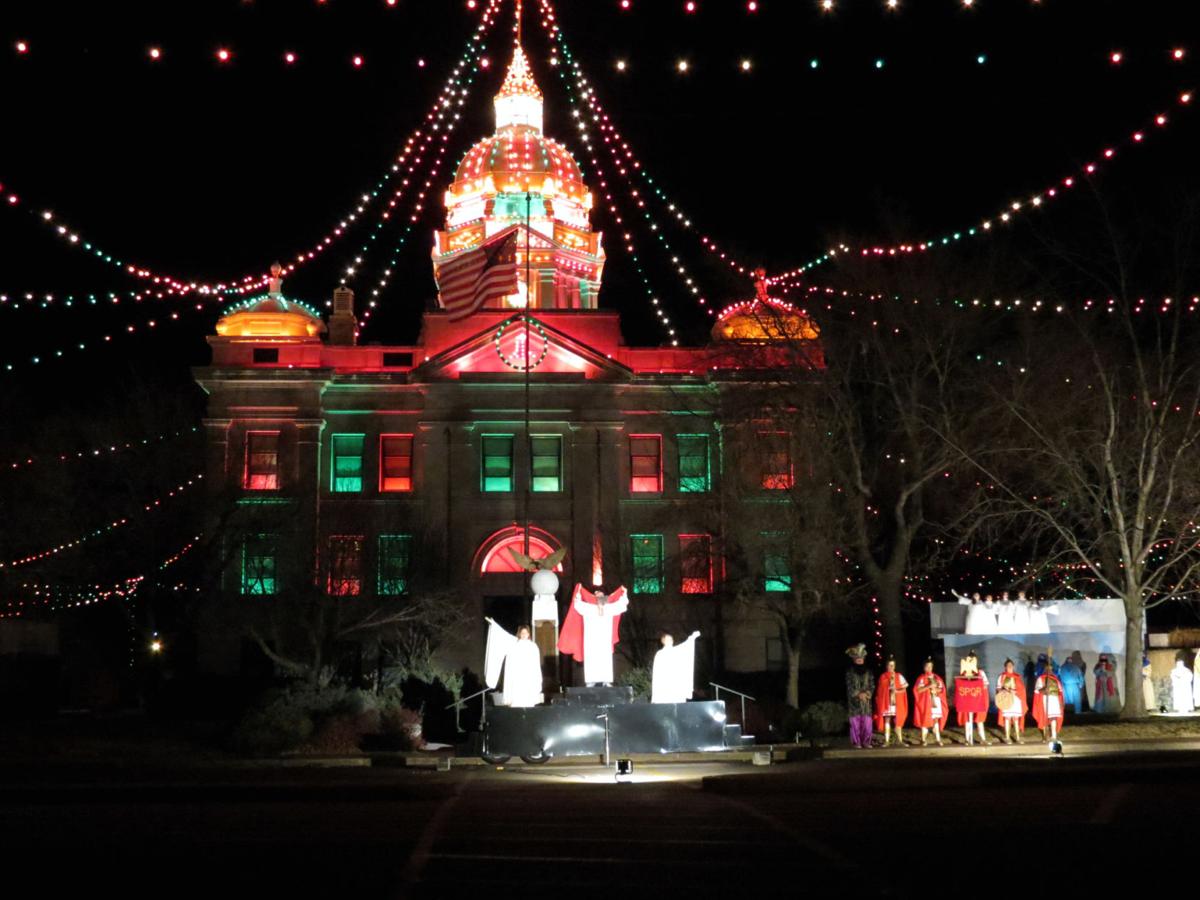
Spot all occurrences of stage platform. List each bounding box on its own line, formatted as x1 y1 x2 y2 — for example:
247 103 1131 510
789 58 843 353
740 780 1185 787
480 686 754 763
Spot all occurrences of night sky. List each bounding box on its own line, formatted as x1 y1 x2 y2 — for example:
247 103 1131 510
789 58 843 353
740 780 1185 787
0 0 1195 598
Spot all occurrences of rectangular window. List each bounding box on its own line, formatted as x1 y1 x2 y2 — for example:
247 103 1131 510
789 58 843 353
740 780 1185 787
244 431 280 491
241 535 276 596
331 434 365 493
531 435 562 492
677 434 711 493
631 534 664 594
382 351 413 368
679 534 713 594
759 432 794 490
481 435 514 492
762 532 792 592
252 347 279 364
629 435 662 493
327 534 364 596
378 534 412 596
380 435 414 492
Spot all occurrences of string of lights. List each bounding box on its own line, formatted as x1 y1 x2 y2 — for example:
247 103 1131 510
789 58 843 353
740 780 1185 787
540 0 754 295
4 425 198 472
1 300 210 375
532 0 679 343
779 283 1200 317
1 0 505 300
0 533 203 617
0 474 203 570
767 88 1195 285
346 0 503 332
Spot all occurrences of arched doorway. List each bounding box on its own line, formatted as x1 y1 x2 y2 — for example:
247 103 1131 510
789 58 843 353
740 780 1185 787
474 525 565 574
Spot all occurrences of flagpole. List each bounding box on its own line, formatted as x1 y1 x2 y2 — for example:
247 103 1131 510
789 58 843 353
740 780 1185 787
523 191 532 560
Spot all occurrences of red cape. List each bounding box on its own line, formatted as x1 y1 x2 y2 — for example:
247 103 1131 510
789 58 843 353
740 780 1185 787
993 672 1028 726
873 672 909 729
1032 673 1065 730
556 583 626 663
911 673 947 728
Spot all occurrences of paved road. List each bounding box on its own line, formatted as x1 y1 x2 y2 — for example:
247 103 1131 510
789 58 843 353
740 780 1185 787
3 751 1196 898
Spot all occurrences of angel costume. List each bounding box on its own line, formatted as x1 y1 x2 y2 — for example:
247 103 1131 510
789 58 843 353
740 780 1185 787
651 632 699 704
954 592 997 635
484 620 544 708
1171 660 1194 713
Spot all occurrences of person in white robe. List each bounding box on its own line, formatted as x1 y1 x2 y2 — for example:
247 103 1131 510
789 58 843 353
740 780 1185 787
1193 651 1200 709
994 592 1016 633
1027 598 1058 634
1170 659 1194 713
1012 590 1033 632
484 618 544 708
954 590 997 635
574 589 629 685
651 631 700 704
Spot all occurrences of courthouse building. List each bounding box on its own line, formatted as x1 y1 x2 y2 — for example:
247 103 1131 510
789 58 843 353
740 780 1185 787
193 45 824 683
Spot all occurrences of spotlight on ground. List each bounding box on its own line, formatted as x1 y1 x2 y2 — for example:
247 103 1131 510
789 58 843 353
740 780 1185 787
615 758 633 782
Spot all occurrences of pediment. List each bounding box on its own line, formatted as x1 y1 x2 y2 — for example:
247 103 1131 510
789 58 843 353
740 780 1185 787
413 314 633 382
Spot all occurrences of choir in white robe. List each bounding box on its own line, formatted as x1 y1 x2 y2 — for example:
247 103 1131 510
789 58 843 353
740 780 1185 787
955 592 997 635
1170 660 1194 713
652 632 699 704
484 619 544 708
994 600 1016 633
573 592 629 685
1027 602 1058 634
1012 598 1032 632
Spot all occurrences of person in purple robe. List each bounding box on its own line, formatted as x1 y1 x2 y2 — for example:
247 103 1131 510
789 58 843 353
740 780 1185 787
845 643 875 749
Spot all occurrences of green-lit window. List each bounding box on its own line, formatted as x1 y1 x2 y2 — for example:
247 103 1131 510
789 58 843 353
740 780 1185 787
677 434 711 493
241 535 276 596
762 532 792 592
331 434 365 493
531 435 562 492
482 435 514 492
378 534 412 596
631 534 664 594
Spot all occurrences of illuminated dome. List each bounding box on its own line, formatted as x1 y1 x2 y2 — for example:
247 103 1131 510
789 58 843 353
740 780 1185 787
434 43 604 311
711 297 820 343
214 264 326 340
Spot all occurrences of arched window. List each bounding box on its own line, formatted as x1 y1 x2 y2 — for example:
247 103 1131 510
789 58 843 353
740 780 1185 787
476 526 564 574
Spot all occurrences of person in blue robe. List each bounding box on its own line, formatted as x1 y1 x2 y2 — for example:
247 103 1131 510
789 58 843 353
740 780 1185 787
1058 655 1086 712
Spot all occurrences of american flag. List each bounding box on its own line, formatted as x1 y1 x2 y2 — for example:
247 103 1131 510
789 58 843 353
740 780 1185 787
438 227 521 320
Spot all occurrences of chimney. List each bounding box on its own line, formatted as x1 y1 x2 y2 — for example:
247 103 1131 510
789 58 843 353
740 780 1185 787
329 286 358 346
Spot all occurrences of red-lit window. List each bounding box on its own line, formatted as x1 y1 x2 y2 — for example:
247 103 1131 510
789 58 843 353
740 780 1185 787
326 535 364 596
244 431 280 490
759 432 794 489
679 534 713 594
380 434 414 492
629 435 662 493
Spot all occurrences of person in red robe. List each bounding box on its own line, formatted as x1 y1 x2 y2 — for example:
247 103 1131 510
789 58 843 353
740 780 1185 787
955 652 990 746
994 658 1028 744
912 657 948 746
1033 666 1066 741
873 656 910 747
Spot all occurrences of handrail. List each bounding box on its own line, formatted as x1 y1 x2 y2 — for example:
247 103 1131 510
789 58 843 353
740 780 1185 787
444 687 492 731
709 682 755 701
710 682 756 729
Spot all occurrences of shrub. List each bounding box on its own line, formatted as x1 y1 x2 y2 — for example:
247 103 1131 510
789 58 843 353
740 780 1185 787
619 666 652 700
797 700 846 738
229 683 411 756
